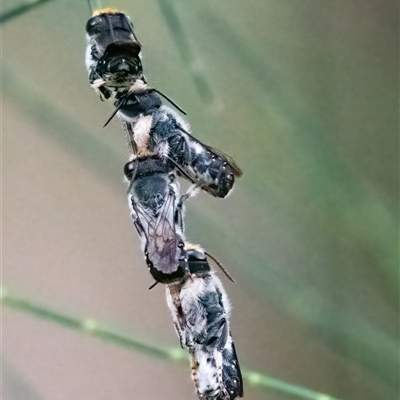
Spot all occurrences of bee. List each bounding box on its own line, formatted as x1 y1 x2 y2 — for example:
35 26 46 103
166 244 243 400
124 155 197 283
85 10 243 198
119 89 243 198
85 8 146 102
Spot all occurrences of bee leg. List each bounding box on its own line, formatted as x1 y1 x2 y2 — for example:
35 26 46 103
133 218 145 236
177 184 199 211
174 208 184 231
124 122 138 156
172 322 185 349
189 349 201 394
175 185 197 231
180 267 193 285
98 85 111 100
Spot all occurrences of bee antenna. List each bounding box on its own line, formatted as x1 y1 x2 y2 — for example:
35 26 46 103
165 155 214 195
204 251 236 283
103 93 131 127
164 156 193 182
164 155 200 187
152 89 186 115
103 107 119 128
174 123 205 149
148 281 158 290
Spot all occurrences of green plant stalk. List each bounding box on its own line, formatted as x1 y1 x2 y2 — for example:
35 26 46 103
0 0 56 25
154 0 214 102
1 287 344 400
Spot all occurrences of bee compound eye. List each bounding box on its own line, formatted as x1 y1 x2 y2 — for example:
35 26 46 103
86 16 103 34
123 161 135 179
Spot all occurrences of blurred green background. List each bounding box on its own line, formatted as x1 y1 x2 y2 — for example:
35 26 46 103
2 1 398 399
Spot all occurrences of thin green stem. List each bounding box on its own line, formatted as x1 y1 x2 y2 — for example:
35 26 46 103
1 287 345 400
0 0 56 25
154 0 215 103
88 0 102 15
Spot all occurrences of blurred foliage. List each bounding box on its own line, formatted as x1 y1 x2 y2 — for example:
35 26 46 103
2 288 344 400
0 0 55 24
1 0 398 399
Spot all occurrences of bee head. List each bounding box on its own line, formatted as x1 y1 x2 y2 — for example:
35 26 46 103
86 12 142 71
187 249 211 276
97 42 143 80
145 241 189 284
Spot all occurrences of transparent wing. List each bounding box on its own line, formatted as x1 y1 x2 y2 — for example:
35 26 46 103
132 186 182 274
176 123 243 177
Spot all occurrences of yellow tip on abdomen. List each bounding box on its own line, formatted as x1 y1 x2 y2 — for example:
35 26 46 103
92 7 120 16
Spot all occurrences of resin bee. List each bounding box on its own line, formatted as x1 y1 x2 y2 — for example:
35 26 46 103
166 244 243 400
118 89 242 198
124 156 197 283
85 8 146 102
85 10 242 198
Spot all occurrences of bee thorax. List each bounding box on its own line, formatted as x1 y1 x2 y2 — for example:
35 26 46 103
132 115 152 155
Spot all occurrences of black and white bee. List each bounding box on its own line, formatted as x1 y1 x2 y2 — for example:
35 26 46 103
124 155 197 283
85 8 145 102
118 89 242 198
88 8 243 400
166 244 243 400
123 157 243 397
86 9 242 199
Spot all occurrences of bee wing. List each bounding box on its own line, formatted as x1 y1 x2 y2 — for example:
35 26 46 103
203 144 243 178
176 124 243 177
222 337 244 399
133 187 182 274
